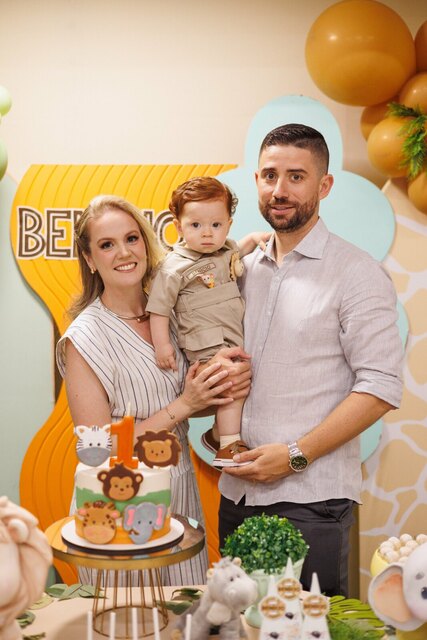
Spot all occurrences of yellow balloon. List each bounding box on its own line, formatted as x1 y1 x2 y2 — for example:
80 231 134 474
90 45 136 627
408 169 427 214
367 116 410 177
305 0 416 106
415 21 427 72
399 73 427 113
360 100 393 140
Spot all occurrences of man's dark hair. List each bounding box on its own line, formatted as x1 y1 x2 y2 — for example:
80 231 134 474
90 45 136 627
259 123 330 174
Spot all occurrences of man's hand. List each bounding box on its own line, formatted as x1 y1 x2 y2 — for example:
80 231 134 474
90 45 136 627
223 443 293 483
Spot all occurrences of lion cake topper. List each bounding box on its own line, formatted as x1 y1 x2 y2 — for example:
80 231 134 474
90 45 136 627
134 429 181 468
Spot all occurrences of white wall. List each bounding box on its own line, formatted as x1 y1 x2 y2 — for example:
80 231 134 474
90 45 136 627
0 0 424 503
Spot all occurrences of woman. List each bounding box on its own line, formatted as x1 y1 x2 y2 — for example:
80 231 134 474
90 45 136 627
56 195 250 585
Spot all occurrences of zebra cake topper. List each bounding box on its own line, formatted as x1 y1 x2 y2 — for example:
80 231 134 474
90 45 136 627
74 424 112 466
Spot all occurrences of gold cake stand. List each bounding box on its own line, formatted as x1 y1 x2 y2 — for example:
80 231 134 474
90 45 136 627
45 515 205 639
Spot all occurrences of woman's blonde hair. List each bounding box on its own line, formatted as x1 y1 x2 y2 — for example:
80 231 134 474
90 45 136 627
68 195 164 319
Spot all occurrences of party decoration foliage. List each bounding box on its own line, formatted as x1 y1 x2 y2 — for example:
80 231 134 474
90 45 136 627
221 514 309 574
387 103 427 179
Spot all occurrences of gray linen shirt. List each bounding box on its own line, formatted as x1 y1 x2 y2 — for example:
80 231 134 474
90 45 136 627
219 218 403 506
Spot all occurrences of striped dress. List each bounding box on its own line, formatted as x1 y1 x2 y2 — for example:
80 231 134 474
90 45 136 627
56 297 208 585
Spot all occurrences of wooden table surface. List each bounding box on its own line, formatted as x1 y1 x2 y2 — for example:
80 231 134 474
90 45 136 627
25 586 261 639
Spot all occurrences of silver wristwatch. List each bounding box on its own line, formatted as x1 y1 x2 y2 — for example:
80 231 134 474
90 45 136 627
288 442 309 473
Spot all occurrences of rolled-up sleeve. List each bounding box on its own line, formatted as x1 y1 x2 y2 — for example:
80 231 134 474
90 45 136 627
339 260 403 408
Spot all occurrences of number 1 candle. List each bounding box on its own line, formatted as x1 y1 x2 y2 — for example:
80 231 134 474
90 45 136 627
110 406 138 469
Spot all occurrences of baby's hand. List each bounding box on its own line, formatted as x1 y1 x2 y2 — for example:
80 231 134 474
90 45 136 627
251 231 271 251
156 343 177 371
238 231 272 256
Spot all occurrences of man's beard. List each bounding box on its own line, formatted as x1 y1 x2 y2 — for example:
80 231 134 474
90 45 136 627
259 195 318 232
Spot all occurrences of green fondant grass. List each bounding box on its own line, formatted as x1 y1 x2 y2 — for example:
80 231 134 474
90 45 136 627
75 487 171 513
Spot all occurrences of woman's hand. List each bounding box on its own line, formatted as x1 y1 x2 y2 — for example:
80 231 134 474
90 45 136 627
180 361 234 413
209 347 252 399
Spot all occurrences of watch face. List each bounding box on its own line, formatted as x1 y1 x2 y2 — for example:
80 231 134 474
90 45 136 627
290 454 308 471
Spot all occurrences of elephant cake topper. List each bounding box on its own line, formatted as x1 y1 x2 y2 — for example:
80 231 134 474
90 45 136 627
123 502 167 544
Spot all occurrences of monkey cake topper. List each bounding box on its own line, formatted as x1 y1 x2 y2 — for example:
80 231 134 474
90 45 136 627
98 462 143 502
134 429 182 468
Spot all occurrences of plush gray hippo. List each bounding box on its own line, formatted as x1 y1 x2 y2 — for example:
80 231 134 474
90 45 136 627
123 502 167 544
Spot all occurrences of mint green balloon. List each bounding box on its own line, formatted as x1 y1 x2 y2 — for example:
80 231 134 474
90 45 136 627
0 140 8 180
0 86 12 116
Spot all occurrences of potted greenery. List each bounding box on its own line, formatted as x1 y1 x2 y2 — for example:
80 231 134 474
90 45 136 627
221 513 309 627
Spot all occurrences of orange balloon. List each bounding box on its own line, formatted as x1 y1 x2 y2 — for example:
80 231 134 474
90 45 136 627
408 169 427 214
305 0 416 106
367 116 411 177
399 73 427 114
360 100 394 140
415 21 427 72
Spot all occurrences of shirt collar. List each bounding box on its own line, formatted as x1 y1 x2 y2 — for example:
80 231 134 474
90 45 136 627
261 217 329 263
172 239 234 262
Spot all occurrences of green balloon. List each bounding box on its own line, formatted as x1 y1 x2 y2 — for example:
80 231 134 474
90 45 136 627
0 139 8 180
0 86 12 116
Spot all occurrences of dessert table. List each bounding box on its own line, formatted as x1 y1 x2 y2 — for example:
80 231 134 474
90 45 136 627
23 586 260 639
44 514 211 638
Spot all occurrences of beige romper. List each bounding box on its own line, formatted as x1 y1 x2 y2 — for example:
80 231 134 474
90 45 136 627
146 239 244 363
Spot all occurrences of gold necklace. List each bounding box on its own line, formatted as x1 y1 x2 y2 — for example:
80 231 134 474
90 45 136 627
101 300 150 323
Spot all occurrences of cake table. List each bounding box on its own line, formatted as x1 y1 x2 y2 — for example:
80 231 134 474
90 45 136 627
45 514 205 638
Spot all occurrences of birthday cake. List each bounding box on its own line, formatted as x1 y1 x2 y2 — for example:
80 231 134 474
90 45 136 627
71 417 181 547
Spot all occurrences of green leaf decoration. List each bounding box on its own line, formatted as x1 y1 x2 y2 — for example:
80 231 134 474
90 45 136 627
57 584 85 600
221 514 308 574
387 101 427 179
45 582 104 600
78 584 105 598
328 596 386 639
45 583 68 598
17 610 35 628
164 600 194 615
29 594 54 609
163 587 203 614
171 587 203 600
23 634 46 640
329 618 385 640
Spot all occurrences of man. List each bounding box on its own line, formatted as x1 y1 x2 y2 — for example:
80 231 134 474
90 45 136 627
218 124 403 597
